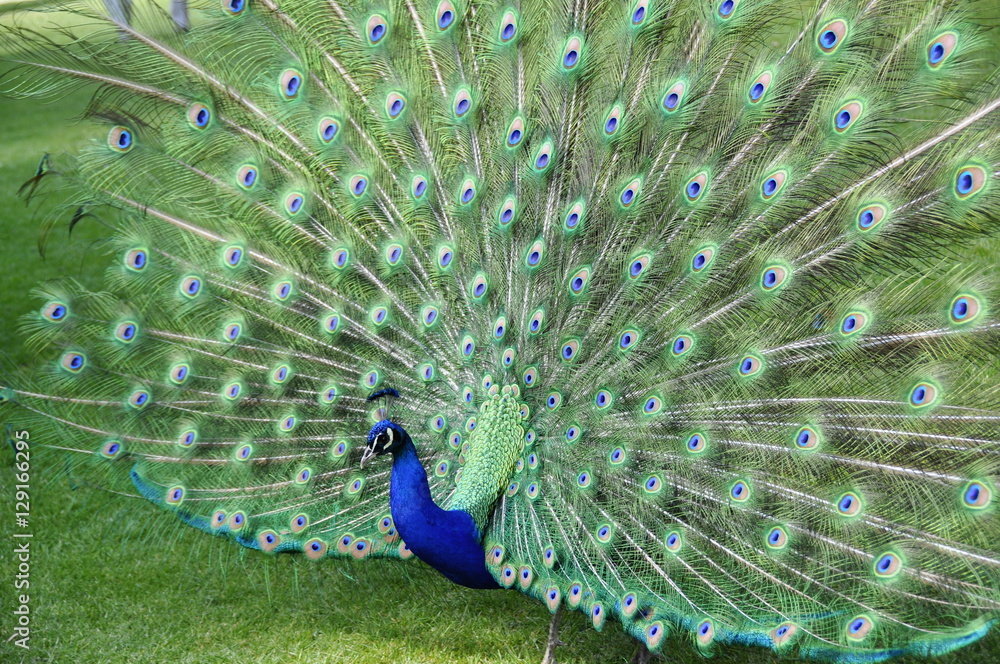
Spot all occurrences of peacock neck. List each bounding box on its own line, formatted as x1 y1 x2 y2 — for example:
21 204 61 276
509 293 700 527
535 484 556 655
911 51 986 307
389 437 499 589
446 389 525 532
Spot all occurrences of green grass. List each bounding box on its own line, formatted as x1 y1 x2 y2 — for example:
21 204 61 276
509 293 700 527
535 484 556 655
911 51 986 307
1 12 999 664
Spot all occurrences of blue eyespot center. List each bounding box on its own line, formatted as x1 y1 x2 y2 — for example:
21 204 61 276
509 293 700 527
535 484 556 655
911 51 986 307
606 117 618 133
957 171 973 194
687 181 701 198
622 189 635 204
750 82 764 100
564 50 579 67
664 92 679 109
502 23 515 40
953 298 969 319
371 24 385 41
821 30 837 48
439 10 453 28
763 178 777 195
508 129 522 145
719 0 734 16
836 110 852 128
929 42 945 63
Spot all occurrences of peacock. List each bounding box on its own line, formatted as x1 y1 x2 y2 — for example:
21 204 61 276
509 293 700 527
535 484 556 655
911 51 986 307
2 0 1000 661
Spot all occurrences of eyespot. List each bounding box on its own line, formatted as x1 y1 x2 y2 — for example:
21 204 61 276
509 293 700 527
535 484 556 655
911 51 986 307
258 277 298 311
686 433 706 453
568 267 590 295
772 622 798 647
459 178 476 205
760 266 788 291
178 429 197 447
223 0 245 15
817 19 847 54
322 313 341 335
211 510 226 529
279 415 298 433
461 335 475 358
422 305 439 327
499 11 517 42
560 340 579 362
619 329 639 350
949 294 981 324
927 31 958 68
528 308 544 334
561 36 582 70
493 196 516 226
595 390 613 410
630 0 648 24
546 392 562 410
738 354 762 376
603 104 622 136
272 364 290 384
279 69 303 99
533 141 553 172
42 301 69 323
177 276 201 298
363 369 380 389
665 531 682 552
568 582 583 608
837 491 862 516
219 246 242 269
385 92 406 119
99 439 123 459
258 531 281 552
643 475 662 494
596 524 613 543
347 477 365 494
470 273 488 301
962 481 992 509
748 70 772 104
110 321 136 343
412 175 428 200
591 601 606 629
718 0 737 18
436 1 456 30
235 443 253 461
237 164 258 189
318 117 340 143
284 192 304 215
223 381 242 400
60 351 86 373
909 382 938 408
506 116 525 148
448 88 473 119
620 178 641 207
188 103 211 128
847 616 873 640
662 81 685 112
224 323 242 342
765 526 787 550
671 334 693 356
367 15 387 44
383 244 404 267
576 470 592 489
349 175 367 197
685 249 715 278
730 480 750 502
856 203 887 231
833 101 862 133
290 513 309 533
169 363 190 384
450 431 462 448
128 389 151 409
643 395 662 415
330 248 350 270
627 254 650 280
294 466 311 484
955 165 986 199
108 126 133 152
566 426 581 443
795 426 819 450
165 485 184 505
840 311 868 335
123 247 149 272
564 202 584 230
760 169 786 199
685 172 707 202
697 620 715 645
523 240 545 268
305 538 328 560
320 385 339 405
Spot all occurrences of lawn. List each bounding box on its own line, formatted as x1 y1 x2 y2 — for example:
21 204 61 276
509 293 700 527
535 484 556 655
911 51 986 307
0 4 997 664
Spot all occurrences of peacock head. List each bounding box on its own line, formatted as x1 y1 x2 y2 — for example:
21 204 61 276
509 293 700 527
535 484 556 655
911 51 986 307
361 387 407 467
361 420 408 467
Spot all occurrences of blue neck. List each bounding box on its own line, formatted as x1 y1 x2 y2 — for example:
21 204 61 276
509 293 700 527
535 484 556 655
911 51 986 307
389 438 499 589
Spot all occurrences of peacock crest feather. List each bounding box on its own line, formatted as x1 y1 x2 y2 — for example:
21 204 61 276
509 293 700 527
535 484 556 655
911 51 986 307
2 0 1000 660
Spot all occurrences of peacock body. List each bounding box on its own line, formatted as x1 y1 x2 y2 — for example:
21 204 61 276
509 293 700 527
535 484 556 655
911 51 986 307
2 0 1000 660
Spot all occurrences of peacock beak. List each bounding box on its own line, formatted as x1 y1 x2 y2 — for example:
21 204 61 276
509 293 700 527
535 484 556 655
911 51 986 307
359 444 377 468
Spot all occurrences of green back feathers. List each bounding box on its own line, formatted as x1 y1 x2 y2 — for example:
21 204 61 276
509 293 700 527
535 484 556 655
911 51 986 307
3 0 1000 660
